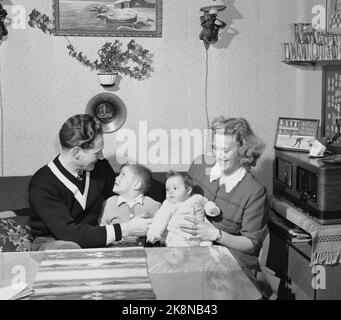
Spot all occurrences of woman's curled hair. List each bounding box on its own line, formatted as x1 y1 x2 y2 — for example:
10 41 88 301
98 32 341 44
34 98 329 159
211 116 265 169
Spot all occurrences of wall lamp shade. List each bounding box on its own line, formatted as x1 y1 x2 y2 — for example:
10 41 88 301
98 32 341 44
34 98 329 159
200 0 226 15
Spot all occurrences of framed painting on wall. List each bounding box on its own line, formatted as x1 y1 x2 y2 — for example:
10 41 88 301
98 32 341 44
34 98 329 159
327 0 341 34
53 0 162 37
274 117 320 152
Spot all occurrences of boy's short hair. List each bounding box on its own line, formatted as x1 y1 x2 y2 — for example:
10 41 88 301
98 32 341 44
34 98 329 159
121 163 153 194
166 171 193 191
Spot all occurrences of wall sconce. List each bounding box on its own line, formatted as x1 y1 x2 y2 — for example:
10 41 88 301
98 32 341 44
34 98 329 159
199 0 227 49
0 4 8 41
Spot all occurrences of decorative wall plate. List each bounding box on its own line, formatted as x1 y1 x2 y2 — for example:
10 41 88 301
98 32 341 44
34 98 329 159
85 93 127 133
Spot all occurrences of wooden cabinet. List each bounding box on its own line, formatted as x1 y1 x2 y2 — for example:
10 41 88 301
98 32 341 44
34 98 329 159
287 244 314 300
267 210 341 300
267 212 314 299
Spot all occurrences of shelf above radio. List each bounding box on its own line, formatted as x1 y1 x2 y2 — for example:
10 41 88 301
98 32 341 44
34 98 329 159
283 60 341 67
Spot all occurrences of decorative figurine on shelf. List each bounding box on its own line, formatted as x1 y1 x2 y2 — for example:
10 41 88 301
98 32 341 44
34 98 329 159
199 12 226 49
0 3 8 41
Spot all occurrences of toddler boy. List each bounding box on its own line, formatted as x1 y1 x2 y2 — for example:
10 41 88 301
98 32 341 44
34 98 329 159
99 163 161 244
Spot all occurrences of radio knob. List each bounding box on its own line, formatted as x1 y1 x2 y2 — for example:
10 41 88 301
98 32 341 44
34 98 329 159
300 191 309 202
299 191 309 212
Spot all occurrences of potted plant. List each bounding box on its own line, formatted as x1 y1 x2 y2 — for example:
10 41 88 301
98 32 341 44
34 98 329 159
27 9 153 87
66 39 153 87
94 41 125 86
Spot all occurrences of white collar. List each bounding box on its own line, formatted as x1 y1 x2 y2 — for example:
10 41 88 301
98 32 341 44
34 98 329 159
210 163 247 193
117 194 144 208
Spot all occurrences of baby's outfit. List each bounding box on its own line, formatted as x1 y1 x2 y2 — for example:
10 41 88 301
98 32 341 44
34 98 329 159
147 194 215 247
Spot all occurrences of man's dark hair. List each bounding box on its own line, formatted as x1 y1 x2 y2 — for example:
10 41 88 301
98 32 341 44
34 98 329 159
59 114 103 150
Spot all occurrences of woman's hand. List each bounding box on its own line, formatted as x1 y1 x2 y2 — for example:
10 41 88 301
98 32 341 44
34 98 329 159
180 217 219 242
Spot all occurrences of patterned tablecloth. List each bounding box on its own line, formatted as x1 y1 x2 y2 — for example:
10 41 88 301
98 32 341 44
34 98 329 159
0 245 262 300
29 247 155 300
270 196 341 266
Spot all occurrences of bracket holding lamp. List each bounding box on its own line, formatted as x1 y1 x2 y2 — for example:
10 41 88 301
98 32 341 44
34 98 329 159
0 4 8 41
199 0 227 49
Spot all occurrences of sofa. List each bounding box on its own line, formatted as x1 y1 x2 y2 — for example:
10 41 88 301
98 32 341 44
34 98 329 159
0 173 167 252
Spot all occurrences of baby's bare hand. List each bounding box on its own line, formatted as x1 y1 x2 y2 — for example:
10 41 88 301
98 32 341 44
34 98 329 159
146 229 160 244
146 234 158 244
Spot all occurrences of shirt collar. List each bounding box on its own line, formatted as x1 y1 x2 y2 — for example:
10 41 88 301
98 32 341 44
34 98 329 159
209 162 222 183
117 194 144 207
210 163 247 193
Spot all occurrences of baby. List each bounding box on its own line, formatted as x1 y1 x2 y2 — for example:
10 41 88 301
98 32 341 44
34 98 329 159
99 163 161 244
147 171 220 247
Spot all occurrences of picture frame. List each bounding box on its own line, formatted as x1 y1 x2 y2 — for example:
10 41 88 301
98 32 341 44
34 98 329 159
274 117 320 152
326 0 341 34
321 65 341 154
53 0 162 37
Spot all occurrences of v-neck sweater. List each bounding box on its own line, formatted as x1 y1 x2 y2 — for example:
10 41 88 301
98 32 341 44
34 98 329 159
28 157 116 248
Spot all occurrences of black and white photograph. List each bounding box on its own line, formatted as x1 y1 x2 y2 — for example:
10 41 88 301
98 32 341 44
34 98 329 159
274 117 319 152
1 0 341 306
53 0 162 37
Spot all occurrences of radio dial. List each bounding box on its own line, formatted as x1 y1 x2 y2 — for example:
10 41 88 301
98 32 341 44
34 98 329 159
300 191 309 202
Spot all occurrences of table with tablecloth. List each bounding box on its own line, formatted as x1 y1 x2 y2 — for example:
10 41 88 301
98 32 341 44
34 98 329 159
0 245 261 300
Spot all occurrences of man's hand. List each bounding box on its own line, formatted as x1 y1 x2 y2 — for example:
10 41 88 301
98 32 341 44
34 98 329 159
121 217 152 238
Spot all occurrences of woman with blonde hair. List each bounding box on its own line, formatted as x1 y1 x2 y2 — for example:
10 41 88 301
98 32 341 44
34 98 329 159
183 116 272 298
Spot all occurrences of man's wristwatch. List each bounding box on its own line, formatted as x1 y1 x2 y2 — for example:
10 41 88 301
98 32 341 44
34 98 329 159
215 228 222 242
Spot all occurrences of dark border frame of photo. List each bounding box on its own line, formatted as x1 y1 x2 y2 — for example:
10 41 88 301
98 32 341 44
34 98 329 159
53 0 163 38
274 117 320 153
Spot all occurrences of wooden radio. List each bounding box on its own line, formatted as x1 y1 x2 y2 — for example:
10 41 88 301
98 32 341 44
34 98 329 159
273 149 341 224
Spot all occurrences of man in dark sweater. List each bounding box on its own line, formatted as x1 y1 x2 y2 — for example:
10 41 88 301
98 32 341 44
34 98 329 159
29 114 151 250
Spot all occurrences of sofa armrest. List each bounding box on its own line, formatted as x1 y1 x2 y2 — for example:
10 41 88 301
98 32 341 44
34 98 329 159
0 176 32 211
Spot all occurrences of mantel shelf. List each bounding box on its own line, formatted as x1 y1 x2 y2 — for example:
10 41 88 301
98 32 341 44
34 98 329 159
283 60 341 67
